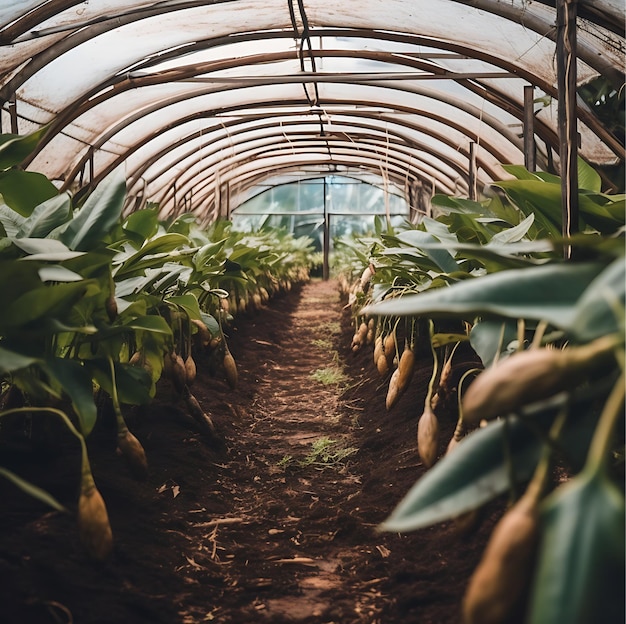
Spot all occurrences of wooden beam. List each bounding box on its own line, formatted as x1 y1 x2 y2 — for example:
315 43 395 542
556 0 579 258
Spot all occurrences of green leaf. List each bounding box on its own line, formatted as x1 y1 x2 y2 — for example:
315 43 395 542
123 208 159 241
0 170 58 217
43 358 98 435
380 414 544 532
200 312 220 337
86 359 152 405
567 257 625 342
122 314 172 335
0 280 93 329
113 233 191 278
528 470 625 624
167 294 202 321
488 213 534 244
0 345 37 374
470 319 519 367
12 237 84 261
38 266 84 282
362 262 605 327
577 158 602 192
0 467 66 512
395 230 459 273
16 193 71 238
0 126 50 170
60 167 125 251
0 203 25 236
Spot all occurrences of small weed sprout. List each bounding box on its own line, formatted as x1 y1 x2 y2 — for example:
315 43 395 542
299 437 357 469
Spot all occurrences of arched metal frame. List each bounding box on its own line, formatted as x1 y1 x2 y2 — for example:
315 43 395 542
0 0 622 223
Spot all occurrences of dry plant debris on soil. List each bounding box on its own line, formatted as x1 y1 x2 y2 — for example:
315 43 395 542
0 279 498 624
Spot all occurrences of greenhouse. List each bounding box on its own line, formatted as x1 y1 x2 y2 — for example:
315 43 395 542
0 1 624 622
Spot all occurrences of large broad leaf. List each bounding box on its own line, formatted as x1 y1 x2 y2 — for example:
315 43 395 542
122 314 172 335
16 193 71 238
167 294 202 321
38 266 84 282
0 345 37 374
488 213 535 244
113 233 191 278
394 230 459 273
123 208 159 242
0 126 50 170
380 414 544 532
86 359 152 405
43 358 98 435
470 319 519 367
200 312 220 337
60 167 126 251
0 280 94 330
577 157 602 192
12 237 84 262
0 169 58 217
362 262 605 328
567 257 625 342
380 391 602 533
0 203 25 236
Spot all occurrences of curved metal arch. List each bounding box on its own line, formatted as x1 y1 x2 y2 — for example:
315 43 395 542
158 143 466 219
22 44 532 170
9 15 623 169
171 153 463 224
228 170 412 210
153 133 471 213
123 111 505 206
2 0 620 90
54 73 525 194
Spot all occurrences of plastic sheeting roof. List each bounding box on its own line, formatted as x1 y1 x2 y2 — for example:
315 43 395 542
0 0 623 222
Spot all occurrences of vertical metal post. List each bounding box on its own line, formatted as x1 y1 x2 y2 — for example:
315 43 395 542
322 176 329 280
556 0 579 258
523 85 537 172
9 95 18 134
468 142 477 200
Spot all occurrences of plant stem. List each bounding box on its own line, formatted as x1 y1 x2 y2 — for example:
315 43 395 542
586 373 625 474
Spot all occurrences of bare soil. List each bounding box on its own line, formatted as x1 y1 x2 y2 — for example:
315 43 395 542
0 279 497 624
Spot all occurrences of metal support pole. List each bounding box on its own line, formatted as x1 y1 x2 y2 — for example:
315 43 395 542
556 0 579 258
468 142 477 200
523 85 536 172
9 95 18 134
322 177 329 280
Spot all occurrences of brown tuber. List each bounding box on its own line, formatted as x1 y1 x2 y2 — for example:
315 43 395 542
462 336 617 426
78 482 113 561
417 405 439 468
462 490 540 624
116 430 148 480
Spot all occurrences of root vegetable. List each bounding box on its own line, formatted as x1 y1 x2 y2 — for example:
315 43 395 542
185 354 197 386
190 318 211 347
78 479 113 561
377 353 390 377
116 430 148 480
223 350 238 389
417 406 439 468
462 336 617 426
462 490 540 624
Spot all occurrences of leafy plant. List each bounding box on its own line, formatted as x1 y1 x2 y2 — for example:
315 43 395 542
337 159 625 623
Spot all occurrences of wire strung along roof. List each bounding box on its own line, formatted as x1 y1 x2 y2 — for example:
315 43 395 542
0 0 623 223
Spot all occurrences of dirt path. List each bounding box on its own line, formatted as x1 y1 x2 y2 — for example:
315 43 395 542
0 279 493 624
181 280 387 622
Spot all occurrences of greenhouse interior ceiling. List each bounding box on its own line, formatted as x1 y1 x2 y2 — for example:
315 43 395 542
0 0 624 224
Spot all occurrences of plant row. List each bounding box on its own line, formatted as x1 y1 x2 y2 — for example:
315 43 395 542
335 160 625 624
0 129 315 559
